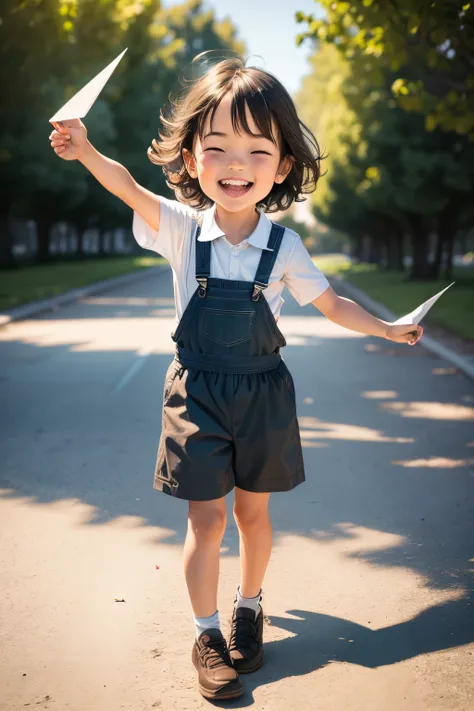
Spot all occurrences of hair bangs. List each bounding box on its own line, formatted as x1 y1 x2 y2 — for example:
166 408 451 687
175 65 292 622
196 94 223 141
195 76 278 146
229 84 277 145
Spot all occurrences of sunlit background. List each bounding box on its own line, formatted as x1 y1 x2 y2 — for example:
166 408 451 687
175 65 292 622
1 4 474 708
1 0 473 339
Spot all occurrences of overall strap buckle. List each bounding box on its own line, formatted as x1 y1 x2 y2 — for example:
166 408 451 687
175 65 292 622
252 223 285 299
252 282 266 301
197 277 208 298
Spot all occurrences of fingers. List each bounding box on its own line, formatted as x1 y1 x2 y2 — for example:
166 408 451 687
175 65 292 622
50 140 70 153
49 129 70 140
51 119 81 133
49 131 71 146
408 325 423 346
390 325 423 345
49 128 71 156
51 121 68 134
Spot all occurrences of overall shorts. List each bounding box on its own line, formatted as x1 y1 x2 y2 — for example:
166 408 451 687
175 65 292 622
154 221 305 501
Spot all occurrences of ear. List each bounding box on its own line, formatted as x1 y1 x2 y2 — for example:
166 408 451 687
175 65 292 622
274 155 294 184
182 148 198 178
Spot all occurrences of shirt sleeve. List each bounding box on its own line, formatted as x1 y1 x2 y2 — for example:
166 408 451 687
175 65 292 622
132 195 196 271
282 232 330 306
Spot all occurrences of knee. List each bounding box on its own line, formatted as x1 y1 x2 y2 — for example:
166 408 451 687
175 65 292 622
188 502 227 541
233 505 269 531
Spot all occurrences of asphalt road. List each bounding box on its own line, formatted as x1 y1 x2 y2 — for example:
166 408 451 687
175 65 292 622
1 267 473 711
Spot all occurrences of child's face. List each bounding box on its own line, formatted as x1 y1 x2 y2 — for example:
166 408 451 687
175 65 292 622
183 94 293 213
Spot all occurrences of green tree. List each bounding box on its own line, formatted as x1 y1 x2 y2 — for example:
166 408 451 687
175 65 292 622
1 0 245 268
296 43 474 279
0 0 68 266
279 215 310 241
297 0 474 138
0 0 131 265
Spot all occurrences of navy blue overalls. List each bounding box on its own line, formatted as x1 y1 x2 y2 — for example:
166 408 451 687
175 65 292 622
154 221 305 501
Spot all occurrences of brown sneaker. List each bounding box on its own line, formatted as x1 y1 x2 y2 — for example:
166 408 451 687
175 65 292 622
228 603 264 673
192 628 244 700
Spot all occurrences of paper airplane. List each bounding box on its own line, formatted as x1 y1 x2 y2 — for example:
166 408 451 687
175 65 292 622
394 282 455 326
50 48 127 123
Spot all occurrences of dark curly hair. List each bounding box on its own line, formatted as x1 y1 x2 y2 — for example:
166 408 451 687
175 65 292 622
147 57 322 213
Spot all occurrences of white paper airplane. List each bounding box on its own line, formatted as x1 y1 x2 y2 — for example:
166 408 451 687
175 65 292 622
50 48 127 123
394 282 455 326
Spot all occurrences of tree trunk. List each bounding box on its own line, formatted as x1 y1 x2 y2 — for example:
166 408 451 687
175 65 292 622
458 231 467 256
385 231 403 271
382 239 389 270
75 222 85 257
368 236 381 264
98 226 107 256
409 215 431 280
67 223 76 255
35 215 53 264
444 232 455 281
383 235 392 270
0 211 17 269
429 227 445 280
396 233 405 271
352 234 363 261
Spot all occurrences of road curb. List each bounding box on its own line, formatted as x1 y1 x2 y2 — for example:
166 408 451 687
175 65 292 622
3 267 473 381
0 264 170 328
331 276 474 381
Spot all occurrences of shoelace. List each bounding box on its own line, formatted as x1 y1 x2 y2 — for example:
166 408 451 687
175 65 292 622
229 615 258 652
201 638 232 669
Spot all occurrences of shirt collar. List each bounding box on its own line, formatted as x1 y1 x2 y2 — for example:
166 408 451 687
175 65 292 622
198 203 273 251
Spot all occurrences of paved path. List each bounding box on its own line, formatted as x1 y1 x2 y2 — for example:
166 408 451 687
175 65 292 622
1 268 473 710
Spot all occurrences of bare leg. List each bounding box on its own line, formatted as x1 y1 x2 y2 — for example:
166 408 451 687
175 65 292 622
233 489 272 598
183 497 227 617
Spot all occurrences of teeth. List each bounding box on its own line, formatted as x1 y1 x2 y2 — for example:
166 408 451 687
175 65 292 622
221 179 250 186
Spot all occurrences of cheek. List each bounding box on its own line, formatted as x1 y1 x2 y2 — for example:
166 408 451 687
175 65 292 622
198 153 222 175
251 155 280 179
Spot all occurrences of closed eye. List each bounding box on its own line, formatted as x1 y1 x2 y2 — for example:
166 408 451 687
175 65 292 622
204 147 224 152
251 151 272 155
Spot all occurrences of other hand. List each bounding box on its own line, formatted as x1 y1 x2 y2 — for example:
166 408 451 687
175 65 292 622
48 118 88 161
385 323 424 346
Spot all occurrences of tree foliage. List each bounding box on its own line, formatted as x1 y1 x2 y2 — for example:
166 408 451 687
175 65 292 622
0 0 244 266
295 42 474 279
297 0 474 138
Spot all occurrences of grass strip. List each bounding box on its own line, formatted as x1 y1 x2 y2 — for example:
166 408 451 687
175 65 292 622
0 256 166 311
314 255 474 340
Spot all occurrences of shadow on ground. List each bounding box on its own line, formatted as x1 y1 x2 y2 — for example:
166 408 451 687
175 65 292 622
210 597 474 707
2 268 474 679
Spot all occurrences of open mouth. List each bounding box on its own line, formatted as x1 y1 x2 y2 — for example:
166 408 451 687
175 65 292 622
218 179 254 197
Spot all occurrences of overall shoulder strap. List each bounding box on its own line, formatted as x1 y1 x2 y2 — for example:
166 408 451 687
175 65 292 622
195 224 211 297
252 223 286 301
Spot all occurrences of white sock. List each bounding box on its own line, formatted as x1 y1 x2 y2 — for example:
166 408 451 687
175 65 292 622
235 586 262 620
194 609 220 640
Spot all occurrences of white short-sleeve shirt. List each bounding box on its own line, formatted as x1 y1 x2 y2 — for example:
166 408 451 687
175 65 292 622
132 196 330 322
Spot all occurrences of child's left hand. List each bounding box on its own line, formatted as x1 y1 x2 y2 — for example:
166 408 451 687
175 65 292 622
385 323 424 346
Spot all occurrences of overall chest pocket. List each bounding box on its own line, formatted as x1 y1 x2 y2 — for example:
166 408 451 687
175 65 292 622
200 307 255 347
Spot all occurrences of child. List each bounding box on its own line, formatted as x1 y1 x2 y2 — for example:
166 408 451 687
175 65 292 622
49 56 423 701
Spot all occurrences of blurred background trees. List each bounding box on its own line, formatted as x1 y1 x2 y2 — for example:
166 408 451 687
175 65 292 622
296 0 474 280
1 0 473 286
0 0 244 268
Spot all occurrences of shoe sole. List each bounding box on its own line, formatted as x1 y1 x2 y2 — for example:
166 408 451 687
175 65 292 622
192 646 244 700
198 680 244 700
233 649 264 674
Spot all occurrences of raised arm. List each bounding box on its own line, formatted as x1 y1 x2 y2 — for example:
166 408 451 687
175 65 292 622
49 118 161 231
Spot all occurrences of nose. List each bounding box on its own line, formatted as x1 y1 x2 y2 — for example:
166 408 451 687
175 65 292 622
227 152 246 171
